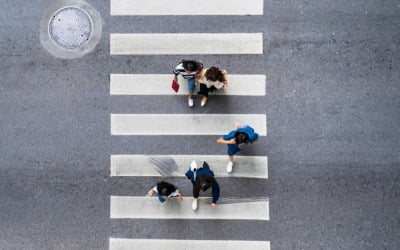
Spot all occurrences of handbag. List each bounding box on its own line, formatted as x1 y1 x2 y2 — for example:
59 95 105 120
171 80 179 92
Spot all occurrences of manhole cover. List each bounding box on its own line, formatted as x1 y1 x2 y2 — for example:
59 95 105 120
40 0 102 59
49 7 92 49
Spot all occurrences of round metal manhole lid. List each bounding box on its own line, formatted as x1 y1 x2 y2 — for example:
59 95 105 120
49 7 92 49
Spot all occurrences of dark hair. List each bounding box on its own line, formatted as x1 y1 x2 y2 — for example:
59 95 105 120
205 66 225 82
157 181 176 196
182 60 203 72
234 132 249 144
195 175 214 192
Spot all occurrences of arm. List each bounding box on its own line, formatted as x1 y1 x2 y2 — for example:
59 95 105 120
211 181 220 207
195 69 204 84
177 189 183 202
147 186 157 196
222 70 228 91
185 169 192 180
172 63 181 81
217 137 236 144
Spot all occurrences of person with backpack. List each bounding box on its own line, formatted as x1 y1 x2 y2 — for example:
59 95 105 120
185 160 220 211
172 59 203 107
217 123 259 173
147 181 183 203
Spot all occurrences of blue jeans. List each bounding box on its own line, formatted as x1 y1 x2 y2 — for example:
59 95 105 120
227 144 241 156
187 77 195 94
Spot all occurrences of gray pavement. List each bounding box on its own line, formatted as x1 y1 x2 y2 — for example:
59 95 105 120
0 0 399 249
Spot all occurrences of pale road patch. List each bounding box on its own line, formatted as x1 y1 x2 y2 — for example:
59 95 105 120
110 0 264 16
110 114 267 136
110 196 269 220
109 238 270 250
39 0 103 59
110 74 266 96
110 155 268 179
110 33 263 55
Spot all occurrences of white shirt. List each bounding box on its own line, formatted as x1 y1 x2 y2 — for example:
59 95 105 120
152 186 179 198
198 68 227 89
173 63 198 79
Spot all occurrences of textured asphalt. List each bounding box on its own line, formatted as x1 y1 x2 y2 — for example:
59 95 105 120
0 0 399 249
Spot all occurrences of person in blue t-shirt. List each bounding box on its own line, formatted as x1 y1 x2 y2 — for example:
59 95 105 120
217 123 259 173
185 160 220 211
147 181 183 203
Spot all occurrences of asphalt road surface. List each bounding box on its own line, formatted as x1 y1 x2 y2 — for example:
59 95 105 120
0 0 399 249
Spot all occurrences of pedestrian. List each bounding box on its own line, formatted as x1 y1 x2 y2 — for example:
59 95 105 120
147 181 183 203
173 59 203 107
216 123 259 173
185 160 220 211
197 66 228 107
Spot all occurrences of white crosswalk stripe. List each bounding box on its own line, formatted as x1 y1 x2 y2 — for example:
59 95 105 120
111 196 269 220
109 0 269 247
111 0 264 16
110 74 266 96
111 114 267 136
111 155 268 179
109 238 271 250
110 33 263 55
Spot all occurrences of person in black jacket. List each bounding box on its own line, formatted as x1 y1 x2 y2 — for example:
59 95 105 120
185 160 220 211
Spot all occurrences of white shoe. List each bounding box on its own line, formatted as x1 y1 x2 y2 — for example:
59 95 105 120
188 98 194 107
235 122 241 129
190 160 197 172
227 161 233 173
192 199 198 211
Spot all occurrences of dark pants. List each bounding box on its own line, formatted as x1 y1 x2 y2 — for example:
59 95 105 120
192 183 201 198
192 163 211 198
192 183 212 198
198 83 217 97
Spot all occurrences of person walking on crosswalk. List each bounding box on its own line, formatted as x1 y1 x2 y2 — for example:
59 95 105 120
185 161 220 211
147 181 183 203
197 66 228 107
217 123 259 173
173 59 203 107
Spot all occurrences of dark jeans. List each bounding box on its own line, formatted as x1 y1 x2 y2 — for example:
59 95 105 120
192 183 211 198
198 83 217 97
192 183 201 198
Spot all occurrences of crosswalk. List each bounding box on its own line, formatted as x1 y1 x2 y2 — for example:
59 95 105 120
110 155 268 178
110 0 264 16
110 33 263 55
109 0 269 249
110 74 266 95
111 196 269 220
111 114 267 135
110 239 270 250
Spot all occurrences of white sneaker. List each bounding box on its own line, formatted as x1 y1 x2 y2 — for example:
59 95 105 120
227 161 234 173
188 98 194 107
192 198 198 211
235 122 241 129
190 160 197 172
